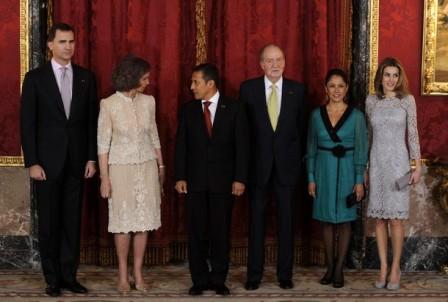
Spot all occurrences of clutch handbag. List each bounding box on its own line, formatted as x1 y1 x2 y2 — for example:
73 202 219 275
346 192 358 208
395 171 412 190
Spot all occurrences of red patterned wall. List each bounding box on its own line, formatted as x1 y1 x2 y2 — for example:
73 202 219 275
379 0 448 161
0 0 21 156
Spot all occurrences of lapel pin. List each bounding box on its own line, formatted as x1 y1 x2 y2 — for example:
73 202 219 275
221 104 226 108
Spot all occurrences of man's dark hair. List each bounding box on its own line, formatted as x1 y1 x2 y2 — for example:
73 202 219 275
192 63 220 88
112 55 151 92
47 23 75 42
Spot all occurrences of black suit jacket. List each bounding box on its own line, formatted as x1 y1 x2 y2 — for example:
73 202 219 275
20 62 98 179
239 76 306 186
175 96 249 193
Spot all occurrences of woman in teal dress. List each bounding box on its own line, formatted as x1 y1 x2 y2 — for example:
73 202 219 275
306 69 368 288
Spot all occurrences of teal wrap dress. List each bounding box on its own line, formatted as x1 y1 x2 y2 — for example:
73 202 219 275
306 106 368 223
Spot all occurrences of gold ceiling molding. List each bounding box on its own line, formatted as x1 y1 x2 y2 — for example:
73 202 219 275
0 0 28 167
368 0 379 94
195 0 207 65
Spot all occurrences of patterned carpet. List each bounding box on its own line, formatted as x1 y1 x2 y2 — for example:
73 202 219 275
0 265 447 301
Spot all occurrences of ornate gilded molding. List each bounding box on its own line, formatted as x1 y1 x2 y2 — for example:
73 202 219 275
421 0 448 95
20 0 29 87
195 0 207 65
0 156 24 167
0 0 28 166
368 0 379 94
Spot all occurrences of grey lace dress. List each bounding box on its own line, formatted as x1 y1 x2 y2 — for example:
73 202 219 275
366 94 421 220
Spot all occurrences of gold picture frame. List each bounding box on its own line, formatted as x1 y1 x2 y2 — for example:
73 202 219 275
421 0 448 95
0 0 28 167
369 0 380 94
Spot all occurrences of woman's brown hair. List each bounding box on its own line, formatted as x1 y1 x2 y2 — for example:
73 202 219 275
374 57 409 99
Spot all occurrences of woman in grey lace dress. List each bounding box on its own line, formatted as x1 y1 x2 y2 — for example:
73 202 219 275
366 57 421 290
98 56 164 293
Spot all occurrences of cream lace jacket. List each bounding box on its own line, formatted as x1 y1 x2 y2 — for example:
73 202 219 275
97 92 161 164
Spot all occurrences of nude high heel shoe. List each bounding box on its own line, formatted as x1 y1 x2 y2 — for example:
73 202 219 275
386 271 401 290
374 267 388 289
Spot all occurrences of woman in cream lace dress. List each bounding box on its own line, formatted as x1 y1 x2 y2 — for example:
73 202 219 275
98 55 164 293
366 57 421 290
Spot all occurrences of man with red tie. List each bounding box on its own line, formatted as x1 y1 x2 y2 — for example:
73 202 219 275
175 63 249 296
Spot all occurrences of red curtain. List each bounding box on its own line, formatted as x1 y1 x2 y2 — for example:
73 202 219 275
0 0 21 156
207 0 352 104
53 0 352 265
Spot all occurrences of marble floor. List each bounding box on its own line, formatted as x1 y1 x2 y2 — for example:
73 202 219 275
0 264 448 301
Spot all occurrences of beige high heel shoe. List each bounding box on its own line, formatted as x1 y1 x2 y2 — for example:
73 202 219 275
117 282 131 294
386 271 401 290
135 282 149 292
374 267 388 289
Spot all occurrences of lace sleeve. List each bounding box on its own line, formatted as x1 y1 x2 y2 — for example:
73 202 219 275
149 97 161 149
97 99 112 155
405 95 421 160
353 110 368 184
306 111 318 183
365 96 374 153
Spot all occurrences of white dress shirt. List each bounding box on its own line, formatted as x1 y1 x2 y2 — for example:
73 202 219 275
51 58 73 98
202 90 220 124
264 76 283 113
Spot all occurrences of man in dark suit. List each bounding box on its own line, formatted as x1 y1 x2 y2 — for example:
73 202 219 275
240 44 306 290
175 63 249 296
20 23 97 297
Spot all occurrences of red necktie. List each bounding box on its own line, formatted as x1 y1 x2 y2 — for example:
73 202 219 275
203 101 212 137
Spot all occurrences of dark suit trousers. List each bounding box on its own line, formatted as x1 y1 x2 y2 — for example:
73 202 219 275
186 191 234 286
247 169 297 282
35 158 83 286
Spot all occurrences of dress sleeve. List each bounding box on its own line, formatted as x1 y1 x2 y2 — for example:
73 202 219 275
405 95 421 160
97 99 112 155
306 111 318 183
149 97 161 149
365 96 373 153
354 111 368 184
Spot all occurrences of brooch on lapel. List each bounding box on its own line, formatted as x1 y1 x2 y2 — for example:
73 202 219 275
81 79 86 83
220 104 226 109
288 90 294 95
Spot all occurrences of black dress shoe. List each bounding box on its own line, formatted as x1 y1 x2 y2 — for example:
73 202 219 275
214 284 230 295
320 267 334 285
45 284 61 297
61 281 88 293
279 279 294 289
188 284 205 295
244 280 260 290
332 269 344 288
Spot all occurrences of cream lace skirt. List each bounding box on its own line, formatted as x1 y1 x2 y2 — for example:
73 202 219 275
108 160 161 233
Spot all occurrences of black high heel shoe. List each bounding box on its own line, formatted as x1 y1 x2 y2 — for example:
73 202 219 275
319 266 334 285
332 268 344 288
